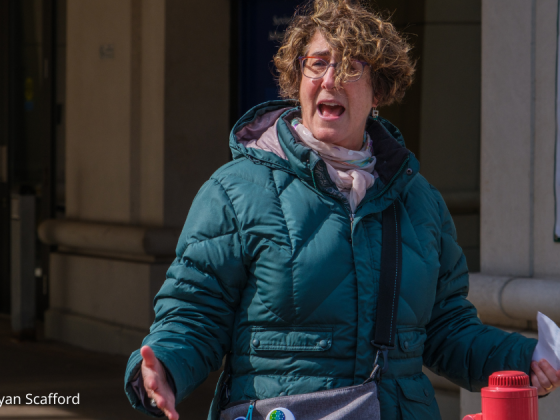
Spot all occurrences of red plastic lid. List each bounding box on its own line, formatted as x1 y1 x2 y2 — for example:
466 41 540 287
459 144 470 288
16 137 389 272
489 371 530 387
482 371 537 399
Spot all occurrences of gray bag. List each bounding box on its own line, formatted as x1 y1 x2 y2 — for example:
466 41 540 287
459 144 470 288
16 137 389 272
219 381 380 420
217 202 402 420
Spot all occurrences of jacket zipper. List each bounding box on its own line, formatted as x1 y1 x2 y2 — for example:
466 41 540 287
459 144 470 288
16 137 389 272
310 161 354 227
311 155 410 236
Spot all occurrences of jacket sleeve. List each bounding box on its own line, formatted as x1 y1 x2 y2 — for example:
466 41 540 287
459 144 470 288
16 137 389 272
422 185 537 392
124 178 248 414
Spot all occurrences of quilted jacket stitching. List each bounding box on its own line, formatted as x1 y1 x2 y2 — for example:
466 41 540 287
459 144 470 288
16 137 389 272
270 169 295 254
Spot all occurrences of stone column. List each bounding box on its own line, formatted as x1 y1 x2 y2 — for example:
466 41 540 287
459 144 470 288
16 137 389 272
479 0 535 277
43 0 230 355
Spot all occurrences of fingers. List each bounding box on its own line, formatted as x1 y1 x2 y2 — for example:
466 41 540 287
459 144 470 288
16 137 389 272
531 360 560 395
151 391 179 420
531 370 543 395
141 345 159 370
539 359 560 388
162 406 180 420
531 361 551 394
141 346 164 391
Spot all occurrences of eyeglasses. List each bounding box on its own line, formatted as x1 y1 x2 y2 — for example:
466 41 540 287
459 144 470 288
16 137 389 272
298 56 368 82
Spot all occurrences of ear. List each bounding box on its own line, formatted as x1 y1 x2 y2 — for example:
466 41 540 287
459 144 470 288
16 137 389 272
372 97 379 108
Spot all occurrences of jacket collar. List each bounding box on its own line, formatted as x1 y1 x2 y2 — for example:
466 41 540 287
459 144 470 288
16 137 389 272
230 100 419 212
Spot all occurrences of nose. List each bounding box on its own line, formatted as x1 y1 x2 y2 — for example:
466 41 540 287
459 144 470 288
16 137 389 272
321 65 337 90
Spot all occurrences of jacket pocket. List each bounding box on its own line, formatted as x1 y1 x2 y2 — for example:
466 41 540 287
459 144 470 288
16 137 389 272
396 374 441 420
250 327 332 352
397 328 426 353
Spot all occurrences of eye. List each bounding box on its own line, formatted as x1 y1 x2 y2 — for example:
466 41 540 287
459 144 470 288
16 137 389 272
309 59 327 68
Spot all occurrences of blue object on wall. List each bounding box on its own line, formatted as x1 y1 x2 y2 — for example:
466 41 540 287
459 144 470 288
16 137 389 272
238 0 304 117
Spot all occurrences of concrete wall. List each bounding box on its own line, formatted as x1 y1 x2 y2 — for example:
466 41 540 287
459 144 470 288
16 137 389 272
49 253 167 330
66 0 135 223
137 0 166 225
480 0 560 277
45 253 168 354
480 0 535 276
49 0 231 355
65 0 230 227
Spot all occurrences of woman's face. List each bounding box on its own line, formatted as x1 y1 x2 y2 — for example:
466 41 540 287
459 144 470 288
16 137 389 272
299 31 377 151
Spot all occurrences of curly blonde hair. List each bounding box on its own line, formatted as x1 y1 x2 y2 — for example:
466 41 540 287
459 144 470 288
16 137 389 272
273 0 415 107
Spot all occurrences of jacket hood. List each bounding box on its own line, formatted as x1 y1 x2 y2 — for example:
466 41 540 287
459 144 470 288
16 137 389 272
229 100 419 212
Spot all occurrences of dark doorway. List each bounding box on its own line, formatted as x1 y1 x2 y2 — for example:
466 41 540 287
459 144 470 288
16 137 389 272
0 0 65 322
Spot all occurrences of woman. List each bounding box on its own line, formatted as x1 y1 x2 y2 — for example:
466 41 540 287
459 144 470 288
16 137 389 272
124 1 560 419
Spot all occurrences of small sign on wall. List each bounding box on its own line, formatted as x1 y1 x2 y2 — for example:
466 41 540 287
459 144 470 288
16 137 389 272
237 0 303 117
99 44 115 59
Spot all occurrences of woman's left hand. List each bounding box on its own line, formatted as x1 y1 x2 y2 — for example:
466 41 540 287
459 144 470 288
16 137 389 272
531 359 560 395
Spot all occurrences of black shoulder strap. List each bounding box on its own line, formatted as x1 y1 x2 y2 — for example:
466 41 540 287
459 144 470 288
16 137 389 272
218 352 233 409
370 201 402 377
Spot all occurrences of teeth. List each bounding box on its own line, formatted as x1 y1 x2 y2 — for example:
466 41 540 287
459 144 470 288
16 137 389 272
321 102 340 107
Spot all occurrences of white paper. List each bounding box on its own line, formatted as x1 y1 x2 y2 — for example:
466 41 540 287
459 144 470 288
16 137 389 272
532 312 560 370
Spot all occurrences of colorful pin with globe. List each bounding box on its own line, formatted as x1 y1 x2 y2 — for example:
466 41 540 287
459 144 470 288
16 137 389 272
265 407 295 420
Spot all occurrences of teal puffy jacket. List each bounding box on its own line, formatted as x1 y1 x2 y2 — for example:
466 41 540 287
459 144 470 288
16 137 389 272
125 101 537 420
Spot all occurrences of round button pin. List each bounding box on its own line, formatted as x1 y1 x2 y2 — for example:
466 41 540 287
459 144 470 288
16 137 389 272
266 407 295 420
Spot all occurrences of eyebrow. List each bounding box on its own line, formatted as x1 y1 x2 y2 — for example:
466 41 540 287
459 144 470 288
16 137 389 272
308 49 331 57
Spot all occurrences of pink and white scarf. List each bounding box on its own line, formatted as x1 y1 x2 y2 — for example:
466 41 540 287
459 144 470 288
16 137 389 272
291 118 377 213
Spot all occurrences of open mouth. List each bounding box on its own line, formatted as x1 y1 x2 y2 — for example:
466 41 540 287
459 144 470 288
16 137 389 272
318 102 345 118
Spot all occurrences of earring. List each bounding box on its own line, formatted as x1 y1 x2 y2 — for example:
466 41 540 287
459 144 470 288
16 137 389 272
371 107 379 119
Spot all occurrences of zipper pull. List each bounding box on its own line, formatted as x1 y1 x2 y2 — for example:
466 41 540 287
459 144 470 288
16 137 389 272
246 400 256 420
350 213 355 232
